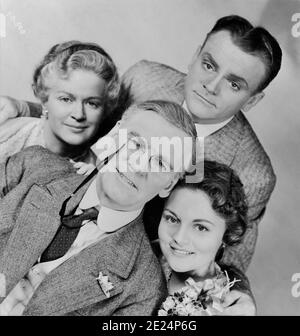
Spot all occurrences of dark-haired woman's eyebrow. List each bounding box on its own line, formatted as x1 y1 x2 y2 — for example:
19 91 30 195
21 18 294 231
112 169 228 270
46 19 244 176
193 219 215 227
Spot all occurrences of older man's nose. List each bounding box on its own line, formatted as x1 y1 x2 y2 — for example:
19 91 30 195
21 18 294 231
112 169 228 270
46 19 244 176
127 151 149 175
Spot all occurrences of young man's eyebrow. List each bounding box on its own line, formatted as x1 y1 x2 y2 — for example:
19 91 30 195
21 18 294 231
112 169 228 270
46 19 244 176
202 52 219 70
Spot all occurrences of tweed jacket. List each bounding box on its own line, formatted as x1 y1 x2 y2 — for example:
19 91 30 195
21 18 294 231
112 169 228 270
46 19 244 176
121 60 276 272
0 146 167 316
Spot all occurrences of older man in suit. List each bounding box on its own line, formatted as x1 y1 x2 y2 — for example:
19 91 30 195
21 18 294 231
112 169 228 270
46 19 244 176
0 100 198 316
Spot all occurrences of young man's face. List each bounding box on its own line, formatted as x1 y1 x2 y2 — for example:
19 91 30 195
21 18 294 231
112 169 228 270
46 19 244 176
96 109 193 211
184 30 266 124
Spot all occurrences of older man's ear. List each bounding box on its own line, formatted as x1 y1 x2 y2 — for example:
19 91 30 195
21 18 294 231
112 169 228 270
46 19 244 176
158 177 179 198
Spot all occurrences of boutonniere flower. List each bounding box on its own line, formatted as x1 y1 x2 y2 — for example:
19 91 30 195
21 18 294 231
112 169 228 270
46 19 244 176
96 272 114 298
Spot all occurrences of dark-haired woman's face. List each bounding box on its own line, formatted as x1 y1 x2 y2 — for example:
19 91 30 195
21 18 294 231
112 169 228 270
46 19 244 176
158 188 226 276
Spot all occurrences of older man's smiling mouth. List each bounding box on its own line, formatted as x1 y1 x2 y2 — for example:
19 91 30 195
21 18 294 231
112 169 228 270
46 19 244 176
116 168 138 190
193 90 216 108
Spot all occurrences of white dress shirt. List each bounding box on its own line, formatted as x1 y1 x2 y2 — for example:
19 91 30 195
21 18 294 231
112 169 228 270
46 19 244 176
182 101 233 138
0 179 142 315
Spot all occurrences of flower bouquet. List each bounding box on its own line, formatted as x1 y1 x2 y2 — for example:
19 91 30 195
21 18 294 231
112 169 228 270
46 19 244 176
158 266 240 316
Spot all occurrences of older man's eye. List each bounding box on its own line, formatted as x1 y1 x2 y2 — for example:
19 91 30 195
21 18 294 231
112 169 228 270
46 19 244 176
128 139 141 150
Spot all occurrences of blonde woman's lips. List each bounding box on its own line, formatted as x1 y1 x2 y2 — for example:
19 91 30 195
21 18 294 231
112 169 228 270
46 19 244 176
65 123 88 132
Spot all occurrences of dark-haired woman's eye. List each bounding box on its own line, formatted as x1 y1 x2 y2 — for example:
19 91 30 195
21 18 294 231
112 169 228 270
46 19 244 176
163 213 178 224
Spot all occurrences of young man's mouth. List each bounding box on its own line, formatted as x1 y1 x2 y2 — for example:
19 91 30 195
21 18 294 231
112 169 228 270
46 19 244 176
193 90 216 108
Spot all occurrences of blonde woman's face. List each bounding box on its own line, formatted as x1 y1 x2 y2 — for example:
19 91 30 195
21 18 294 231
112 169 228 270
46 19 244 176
158 188 226 276
44 69 107 147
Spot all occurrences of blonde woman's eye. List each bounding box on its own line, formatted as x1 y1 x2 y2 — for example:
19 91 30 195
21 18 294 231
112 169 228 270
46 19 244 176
87 101 101 109
59 97 72 103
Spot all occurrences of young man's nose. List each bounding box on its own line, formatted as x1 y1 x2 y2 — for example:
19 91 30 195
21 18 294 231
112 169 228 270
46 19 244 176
203 74 221 95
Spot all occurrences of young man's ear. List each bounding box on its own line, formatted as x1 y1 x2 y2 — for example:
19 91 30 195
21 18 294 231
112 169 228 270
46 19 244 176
158 177 179 198
242 92 265 113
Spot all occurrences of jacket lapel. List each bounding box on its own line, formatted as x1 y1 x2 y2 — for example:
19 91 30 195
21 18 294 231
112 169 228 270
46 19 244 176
24 215 145 315
205 112 246 166
0 173 89 298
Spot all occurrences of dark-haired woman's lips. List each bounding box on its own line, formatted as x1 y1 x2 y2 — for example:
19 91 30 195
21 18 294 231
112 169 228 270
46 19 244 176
169 242 194 256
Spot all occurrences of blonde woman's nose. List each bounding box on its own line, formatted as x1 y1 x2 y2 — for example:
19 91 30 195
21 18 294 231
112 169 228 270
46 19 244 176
71 102 86 120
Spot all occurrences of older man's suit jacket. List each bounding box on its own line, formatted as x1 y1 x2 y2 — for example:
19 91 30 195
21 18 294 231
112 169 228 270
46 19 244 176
0 146 167 316
121 60 276 272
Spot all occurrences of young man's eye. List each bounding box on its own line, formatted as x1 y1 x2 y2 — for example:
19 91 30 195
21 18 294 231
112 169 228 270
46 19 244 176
230 81 240 91
202 61 214 71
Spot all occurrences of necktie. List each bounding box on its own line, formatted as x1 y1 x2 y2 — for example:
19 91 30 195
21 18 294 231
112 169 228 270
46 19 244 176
40 207 99 262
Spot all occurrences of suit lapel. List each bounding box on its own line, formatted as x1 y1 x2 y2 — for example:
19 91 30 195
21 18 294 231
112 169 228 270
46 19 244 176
205 112 245 166
0 173 89 298
24 215 144 315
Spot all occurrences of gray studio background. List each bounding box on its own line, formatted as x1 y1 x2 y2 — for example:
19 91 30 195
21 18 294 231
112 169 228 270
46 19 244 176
0 0 299 315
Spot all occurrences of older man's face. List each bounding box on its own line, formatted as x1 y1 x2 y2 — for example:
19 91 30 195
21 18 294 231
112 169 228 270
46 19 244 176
96 110 193 211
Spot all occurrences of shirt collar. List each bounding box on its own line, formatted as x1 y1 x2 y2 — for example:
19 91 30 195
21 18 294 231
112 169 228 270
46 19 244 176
79 179 142 233
182 101 233 138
